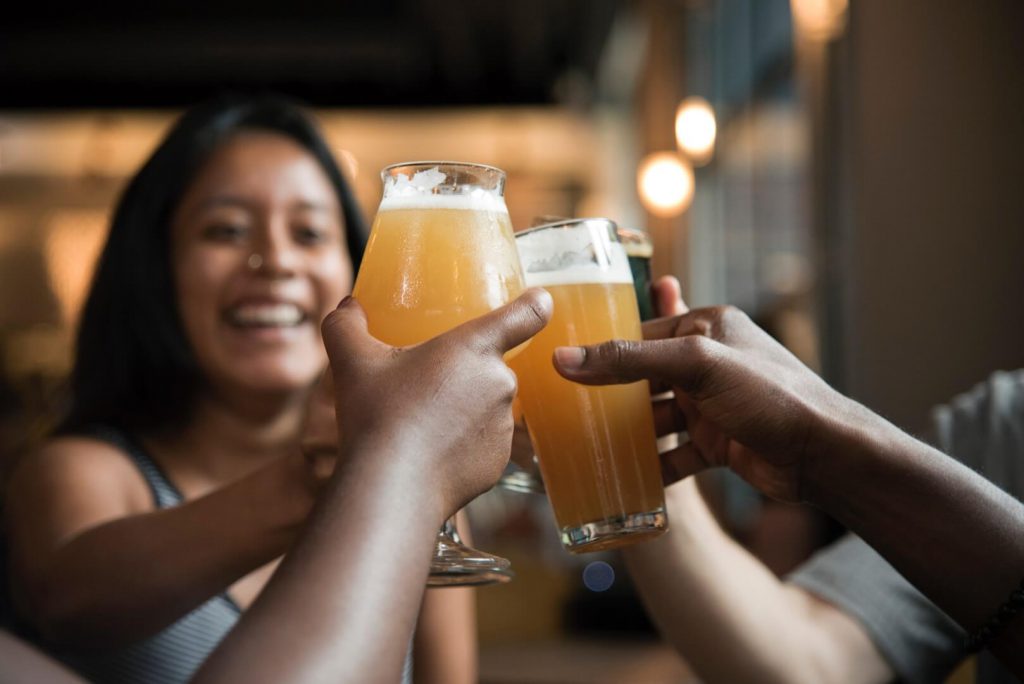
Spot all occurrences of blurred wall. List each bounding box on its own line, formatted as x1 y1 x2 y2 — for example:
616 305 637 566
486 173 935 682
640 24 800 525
841 0 1024 430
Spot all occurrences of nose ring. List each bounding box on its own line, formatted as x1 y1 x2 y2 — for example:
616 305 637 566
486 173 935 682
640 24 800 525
247 253 263 270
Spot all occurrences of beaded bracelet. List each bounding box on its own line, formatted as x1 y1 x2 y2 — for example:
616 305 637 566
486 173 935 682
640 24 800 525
964 578 1024 652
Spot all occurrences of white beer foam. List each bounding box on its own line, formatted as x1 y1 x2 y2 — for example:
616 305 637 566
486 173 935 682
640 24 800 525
378 192 508 213
518 229 633 287
379 165 507 212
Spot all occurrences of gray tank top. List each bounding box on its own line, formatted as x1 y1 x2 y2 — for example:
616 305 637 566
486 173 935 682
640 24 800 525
52 427 243 684
44 427 414 683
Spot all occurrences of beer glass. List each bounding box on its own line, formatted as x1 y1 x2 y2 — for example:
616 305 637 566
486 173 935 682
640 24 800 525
352 161 524 585
499 224 657 496
510 218 667 552
617 226 655 322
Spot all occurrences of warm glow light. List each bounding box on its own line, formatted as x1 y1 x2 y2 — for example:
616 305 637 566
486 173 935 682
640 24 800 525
44 210 109 325
637 152 694 217
791 0 848 41
675 97 716 165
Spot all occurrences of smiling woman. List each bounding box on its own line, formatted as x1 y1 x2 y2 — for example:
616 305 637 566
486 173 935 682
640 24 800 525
170 131 352 396
1 96 474 684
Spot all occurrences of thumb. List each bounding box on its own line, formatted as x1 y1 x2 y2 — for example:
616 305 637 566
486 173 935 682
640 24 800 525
552 335 727 397
449 288 553 355
320 296 389 378
652 275 689 317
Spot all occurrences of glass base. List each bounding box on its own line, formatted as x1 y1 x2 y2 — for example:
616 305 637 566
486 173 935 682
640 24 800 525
428 519 514 587
560 508 668 554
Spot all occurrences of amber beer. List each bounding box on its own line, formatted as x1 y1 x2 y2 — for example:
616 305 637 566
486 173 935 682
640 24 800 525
511 218 666 552
353 203 522 344
352 162 524 585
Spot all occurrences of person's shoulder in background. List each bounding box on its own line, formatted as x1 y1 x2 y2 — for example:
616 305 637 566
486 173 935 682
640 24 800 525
930 369 1024 497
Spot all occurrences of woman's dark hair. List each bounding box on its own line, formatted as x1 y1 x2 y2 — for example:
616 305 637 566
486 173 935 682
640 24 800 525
62 94 368 435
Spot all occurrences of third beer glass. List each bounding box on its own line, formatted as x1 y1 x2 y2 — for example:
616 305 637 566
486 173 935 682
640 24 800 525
352 161 523 585
617 226 655 322
511 218 667 552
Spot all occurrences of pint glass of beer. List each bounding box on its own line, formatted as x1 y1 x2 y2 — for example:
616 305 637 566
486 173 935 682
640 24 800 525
616 227 655 322
352 161 524 585
499 223 657 496
511 218 667 552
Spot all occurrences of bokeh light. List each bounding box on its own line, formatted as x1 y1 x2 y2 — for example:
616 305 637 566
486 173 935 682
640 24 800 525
790 0 848 41
582 561 615 592
637 151 694 217
675 96 716 165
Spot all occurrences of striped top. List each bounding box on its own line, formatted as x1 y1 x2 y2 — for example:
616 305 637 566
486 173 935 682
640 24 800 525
30 427 414 684
49 427 243 684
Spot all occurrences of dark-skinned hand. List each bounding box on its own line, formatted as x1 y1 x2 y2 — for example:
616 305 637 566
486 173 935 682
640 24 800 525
315 289 553 515
554 283 857 503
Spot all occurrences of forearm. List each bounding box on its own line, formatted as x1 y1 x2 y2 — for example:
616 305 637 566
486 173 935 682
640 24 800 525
812 415 1024 670
625 478 884 684
194 436 443 684
413 510 477 684
20 454 311 646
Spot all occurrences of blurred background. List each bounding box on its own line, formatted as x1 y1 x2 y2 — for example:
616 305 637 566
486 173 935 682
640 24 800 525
1 1 1022 682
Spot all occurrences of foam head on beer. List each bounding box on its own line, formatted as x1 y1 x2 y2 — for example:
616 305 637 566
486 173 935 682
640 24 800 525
516 218 633 288
378 164 509 213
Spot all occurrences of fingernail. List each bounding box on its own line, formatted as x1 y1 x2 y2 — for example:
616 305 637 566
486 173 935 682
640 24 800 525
336 295 353 309
554 346 585 370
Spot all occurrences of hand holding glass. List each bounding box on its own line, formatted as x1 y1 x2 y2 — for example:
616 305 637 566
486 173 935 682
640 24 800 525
351 162 523 585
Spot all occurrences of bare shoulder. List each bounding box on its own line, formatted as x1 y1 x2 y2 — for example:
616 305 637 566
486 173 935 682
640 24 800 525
0 630 84 683
5 435 154 541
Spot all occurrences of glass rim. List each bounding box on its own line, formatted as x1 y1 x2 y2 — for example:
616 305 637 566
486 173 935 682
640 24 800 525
616 226 652 242
380 160 505 177
516 216 619 239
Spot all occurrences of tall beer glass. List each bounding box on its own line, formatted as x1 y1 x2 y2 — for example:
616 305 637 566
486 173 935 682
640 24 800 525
499 223 658 496
352 161 524 585
511 218 667 552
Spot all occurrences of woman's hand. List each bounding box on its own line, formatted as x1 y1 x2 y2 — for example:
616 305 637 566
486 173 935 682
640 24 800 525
319 289 553 516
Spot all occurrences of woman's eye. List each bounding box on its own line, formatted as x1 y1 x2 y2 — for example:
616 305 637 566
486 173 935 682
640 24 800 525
294 225 327 245
203 224 248 242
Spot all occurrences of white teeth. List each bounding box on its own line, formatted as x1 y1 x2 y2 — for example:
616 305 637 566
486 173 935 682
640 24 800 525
229 303 304 327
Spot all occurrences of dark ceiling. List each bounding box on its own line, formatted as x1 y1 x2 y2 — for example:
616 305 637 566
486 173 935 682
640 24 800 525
0 0 619 109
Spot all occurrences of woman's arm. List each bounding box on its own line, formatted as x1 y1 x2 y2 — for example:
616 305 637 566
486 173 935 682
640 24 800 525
4 440 319 647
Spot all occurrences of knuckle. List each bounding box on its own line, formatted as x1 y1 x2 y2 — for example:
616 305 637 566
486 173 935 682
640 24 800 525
613 339 637 366
522 295 549 330
719 304 746 325
495 365 518 400
679 334 713 362
594 339 631 367
708 305 732 323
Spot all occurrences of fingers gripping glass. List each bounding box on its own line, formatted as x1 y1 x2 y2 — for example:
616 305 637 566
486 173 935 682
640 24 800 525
352 162 522 585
